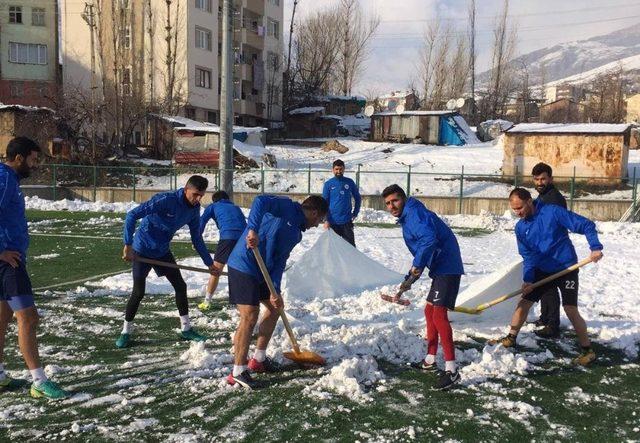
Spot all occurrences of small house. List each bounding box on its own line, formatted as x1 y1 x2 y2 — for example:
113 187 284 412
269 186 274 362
370 111 479 145
539 98 586 124
0 104 59 157
285 107 340 139
377 91 419 112
503 123 631 181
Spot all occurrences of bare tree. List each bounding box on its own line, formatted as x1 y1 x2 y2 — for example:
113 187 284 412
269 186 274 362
283 0 300 109
265 53 282 120
584 65 627 123
335 0 380 96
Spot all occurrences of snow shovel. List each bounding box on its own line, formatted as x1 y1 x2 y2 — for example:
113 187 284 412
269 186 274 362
251 248 326 367
134 257 227 276
457 257 593 315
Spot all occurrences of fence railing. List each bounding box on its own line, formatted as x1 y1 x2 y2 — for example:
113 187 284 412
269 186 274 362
26 163 639 214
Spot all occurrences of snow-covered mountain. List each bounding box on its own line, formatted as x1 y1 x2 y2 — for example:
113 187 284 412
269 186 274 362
478 23 640 86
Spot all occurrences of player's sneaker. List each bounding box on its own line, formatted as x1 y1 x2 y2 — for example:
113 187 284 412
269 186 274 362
181 328 206 342
115 333 130 349
534 326 560 339
435 370 460 390
248 357 281 373
488 334 517 348
226 371 258 390
572 348 596 366
30 380 70 400
410 359 439 372
0 376 28 391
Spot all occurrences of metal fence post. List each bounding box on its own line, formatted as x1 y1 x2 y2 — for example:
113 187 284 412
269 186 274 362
569 166 576 211
92 165 97 202
307 163 311 194
261 163 265 194
52 164 57 200
356 164 361 188
406 165 411 196
132 167 137 202
632 166 637 214
458 165 464 214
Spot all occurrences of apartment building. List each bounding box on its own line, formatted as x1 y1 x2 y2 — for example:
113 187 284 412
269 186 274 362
59 0 284 134
0 1 60 107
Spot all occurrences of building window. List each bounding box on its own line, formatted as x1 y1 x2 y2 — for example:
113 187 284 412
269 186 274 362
267 18 279 39
10 81 24 97
267 51 280 71
32 7 45 26
206 111 217 123
9 42 48 65
195 0 212 13
195 26 212 51
268 0 280 6
195 67 212 89
122 67 131 95
9 6 22 24
185 107 196 119
122 26 131 49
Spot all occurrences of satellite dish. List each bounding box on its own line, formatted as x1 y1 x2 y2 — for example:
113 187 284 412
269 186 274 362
456 97 466 108
364 105 375 117
446 99 457 110
395 104 405 114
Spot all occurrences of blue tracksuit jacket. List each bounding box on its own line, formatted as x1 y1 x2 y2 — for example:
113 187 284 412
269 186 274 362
0 163 29 258
199 199 247 240
322 176 361 225
398 197 464 277
516 201 603 283
228 195 306 292
123 189 213 266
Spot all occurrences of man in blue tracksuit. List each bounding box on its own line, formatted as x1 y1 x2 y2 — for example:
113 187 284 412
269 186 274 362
197 190 247 311
382 184 464 390
0 137 69 399
493 188 603 366
117 175 217 349
225 195 328 389
322 159 361 246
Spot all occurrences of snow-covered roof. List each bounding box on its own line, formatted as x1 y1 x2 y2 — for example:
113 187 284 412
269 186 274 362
379 90 413 100
0 103 54 113
507 123 631 134
373 110 456 117
157 115 265 133
289 106 325 116
315 94 366 102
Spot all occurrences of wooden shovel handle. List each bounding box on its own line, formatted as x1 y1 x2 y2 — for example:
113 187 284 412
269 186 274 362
134 256 227 276
251 247 302 354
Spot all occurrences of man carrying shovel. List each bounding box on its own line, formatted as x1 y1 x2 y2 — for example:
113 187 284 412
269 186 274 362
116 175 218 348
491 188 603 366
382 184 464 390
226 195 327 389
197 190 246 312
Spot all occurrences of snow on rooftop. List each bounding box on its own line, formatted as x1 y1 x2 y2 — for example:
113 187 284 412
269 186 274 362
316 94 366 102
289 106 325 115
378 90 413 100
507 123 631 134
373 110 456 116
158 115 265 133
0 103 54 113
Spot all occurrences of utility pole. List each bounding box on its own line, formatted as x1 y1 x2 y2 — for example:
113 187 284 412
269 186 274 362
468 0 476 125
219 0 234 196
82 2 97 164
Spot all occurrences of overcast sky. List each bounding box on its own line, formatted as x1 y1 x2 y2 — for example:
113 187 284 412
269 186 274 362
283 0 640 95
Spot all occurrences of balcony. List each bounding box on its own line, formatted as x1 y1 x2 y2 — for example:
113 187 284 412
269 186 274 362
234 63 253 82
244 0 264 15
238 27 264 49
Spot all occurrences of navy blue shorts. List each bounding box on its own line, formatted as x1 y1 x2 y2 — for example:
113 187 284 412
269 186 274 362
524 269 579 306
133 251 177 280
227 267 269 306
214 239 238 265
427 274 461 309
0 261 36 311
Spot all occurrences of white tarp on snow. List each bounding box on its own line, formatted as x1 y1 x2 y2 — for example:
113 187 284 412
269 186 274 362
284 230 403 302
451 260 523 324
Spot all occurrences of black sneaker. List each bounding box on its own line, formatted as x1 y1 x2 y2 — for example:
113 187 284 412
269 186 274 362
534 325 560 339
248 357 282 373
410 360 439 372
226 370 258 390
435 370 460 390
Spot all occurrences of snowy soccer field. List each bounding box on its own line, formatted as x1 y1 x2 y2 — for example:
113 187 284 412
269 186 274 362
1 208 639 441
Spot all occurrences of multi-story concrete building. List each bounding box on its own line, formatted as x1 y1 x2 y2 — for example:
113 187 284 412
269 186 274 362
0 1 60 107
59 0 283 138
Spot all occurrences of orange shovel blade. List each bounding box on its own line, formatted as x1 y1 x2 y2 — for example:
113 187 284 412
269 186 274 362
283 350 326 366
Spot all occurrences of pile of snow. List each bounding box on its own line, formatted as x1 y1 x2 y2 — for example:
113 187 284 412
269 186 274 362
305 356 384 402
25 196 137 213
285 230 403 302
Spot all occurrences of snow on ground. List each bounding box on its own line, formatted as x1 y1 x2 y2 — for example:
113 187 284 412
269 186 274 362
126 139 640 200
79 214 640 399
